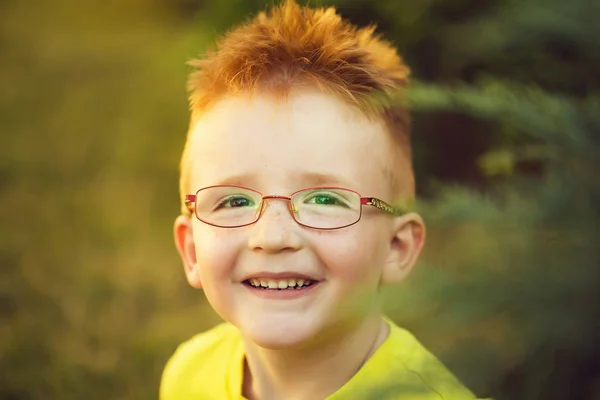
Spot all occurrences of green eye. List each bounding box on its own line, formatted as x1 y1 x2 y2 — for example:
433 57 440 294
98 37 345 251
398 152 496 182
215 196 255 209
305 193 347 207
314 195 338 205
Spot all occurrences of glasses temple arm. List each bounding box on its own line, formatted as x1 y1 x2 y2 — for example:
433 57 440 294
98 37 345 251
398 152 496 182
184 194 196 213
361 197 405 216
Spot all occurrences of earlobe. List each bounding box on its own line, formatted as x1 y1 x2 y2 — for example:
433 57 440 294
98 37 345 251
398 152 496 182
381 212 426 284
174 215 203 289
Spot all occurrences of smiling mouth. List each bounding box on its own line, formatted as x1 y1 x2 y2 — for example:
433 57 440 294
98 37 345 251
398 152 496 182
243 278 316 290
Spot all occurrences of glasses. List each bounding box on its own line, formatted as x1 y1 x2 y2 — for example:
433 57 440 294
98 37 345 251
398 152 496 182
185 185 404 230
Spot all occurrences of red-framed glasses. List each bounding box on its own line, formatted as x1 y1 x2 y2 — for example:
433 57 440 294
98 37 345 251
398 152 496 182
184 185 404 230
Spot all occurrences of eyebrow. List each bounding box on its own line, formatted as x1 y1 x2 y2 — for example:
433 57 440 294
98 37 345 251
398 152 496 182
214 171 357 190
293 171 357 188
215 173 256 187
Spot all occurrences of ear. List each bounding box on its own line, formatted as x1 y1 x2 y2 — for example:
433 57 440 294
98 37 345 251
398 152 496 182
381 212 426 284
174 215 202 289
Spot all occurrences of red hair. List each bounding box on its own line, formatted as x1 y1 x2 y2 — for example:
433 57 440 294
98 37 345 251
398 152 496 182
180 0 413 214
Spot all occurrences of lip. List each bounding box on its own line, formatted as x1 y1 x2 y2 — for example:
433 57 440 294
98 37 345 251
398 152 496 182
241 271 319 281
242 280 321 300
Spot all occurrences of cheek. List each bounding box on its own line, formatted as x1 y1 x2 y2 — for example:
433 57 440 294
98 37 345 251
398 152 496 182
192 226 242 282
315 226 388 284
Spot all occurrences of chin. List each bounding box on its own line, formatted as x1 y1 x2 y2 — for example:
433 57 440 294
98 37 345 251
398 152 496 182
240 317 322 350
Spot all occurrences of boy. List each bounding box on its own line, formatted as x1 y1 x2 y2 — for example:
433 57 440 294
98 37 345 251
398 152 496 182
162 1 483 398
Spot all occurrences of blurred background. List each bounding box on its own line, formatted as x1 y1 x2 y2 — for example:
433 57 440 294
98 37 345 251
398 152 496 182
1 0 599 399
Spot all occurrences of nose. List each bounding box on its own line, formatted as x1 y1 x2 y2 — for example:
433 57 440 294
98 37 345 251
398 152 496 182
247 197 302 253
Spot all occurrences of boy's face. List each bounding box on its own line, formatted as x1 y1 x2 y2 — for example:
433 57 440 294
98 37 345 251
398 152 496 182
175 89 424 349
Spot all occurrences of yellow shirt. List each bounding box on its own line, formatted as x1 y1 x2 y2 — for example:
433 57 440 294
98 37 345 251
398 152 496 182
160 320 481 399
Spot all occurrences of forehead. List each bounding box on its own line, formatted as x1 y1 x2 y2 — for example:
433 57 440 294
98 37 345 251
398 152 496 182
187 90 392 195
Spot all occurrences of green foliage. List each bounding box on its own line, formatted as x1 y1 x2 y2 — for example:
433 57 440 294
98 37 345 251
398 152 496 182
386 77 599 398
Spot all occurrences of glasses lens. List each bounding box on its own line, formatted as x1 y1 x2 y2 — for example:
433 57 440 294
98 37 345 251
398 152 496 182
291 188 361 229
195 186 262 227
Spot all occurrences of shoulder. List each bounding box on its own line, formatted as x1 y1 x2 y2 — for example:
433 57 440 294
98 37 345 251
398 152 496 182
330 319 483 400
159 323 241 400
168 322 239 362
385 320 478 399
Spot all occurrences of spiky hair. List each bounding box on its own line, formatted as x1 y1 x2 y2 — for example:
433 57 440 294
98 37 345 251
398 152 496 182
180 0 413 214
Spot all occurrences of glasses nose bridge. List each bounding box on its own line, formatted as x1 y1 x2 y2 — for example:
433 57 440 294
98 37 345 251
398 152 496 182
259 194 297 217
262 195 291 201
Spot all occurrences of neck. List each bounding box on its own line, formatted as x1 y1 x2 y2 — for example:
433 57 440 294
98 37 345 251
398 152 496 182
241 314 389 400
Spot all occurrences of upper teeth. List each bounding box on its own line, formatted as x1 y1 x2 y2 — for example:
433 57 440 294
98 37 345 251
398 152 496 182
248 278 312 289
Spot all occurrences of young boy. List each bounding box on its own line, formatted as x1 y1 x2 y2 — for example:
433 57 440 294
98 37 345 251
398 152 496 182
161 1 483 398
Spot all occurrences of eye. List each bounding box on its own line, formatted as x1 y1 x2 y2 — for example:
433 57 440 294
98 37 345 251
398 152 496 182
214 195 255 210
304 192 349 207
